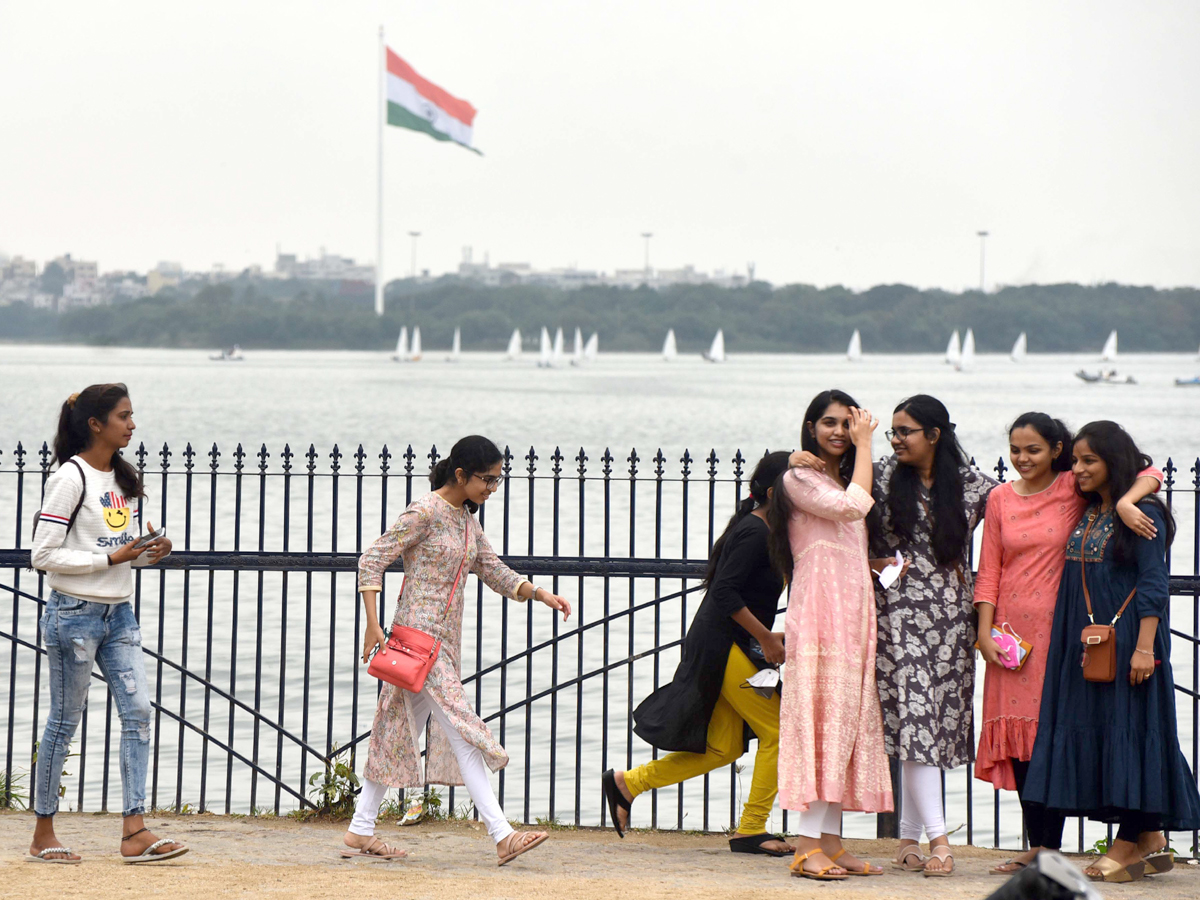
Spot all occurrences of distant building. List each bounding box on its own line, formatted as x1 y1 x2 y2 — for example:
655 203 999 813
455 249 750 291
2 256 37 280
274 248 374 283
48 254 99 282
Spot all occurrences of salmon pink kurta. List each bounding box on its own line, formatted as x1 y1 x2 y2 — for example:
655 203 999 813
973 468 1159 791
777 468 893 813
358 492 525 788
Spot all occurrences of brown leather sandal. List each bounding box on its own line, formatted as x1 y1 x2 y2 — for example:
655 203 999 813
497 831 548 866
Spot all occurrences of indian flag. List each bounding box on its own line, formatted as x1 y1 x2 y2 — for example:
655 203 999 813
387 49 480 154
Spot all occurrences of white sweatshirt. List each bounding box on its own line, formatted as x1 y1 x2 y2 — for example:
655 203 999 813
31 456 162 603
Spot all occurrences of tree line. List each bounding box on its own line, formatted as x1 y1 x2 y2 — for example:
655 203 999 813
2 277 1198 354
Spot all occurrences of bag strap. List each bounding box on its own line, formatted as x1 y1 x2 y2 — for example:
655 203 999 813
440 516 472 619
64 459 87 533
1080 511 1136 627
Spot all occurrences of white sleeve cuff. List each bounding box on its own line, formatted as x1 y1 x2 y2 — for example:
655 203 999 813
92 553 110 572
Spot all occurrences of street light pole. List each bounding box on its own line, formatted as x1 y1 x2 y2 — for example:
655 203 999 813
408 231 421 279
976 230 989 293
641 232 653 283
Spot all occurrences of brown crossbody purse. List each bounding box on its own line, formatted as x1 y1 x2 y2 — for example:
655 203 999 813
1079 512 1136 683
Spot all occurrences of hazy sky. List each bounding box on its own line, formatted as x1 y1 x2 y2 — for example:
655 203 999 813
2 1 1197 290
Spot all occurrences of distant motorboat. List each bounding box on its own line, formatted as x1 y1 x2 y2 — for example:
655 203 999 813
505 328 522 361
209 344 244 362
1175 376 1200 387
538 327 553 368
846 330 862 362
409 327 423 361
702 329 726 363
945 330 961 366
1010 332 1027 363
662 329 678 362
583 332 598 362
392 326 409 362
1076 369 1135 385
447 327 461 362
955 328 975 371
1100 330 1118 362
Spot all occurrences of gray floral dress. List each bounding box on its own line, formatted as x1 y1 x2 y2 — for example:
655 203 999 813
870 456 996 769
358 492 526 787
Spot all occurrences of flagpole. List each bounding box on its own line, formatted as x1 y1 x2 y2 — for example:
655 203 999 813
375 24 385 316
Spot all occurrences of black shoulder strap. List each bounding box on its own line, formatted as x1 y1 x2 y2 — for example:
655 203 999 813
64 459 86 533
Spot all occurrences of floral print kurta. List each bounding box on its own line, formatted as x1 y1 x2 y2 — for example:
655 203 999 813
870 456 996 769
358 492 525 787
778 469 893 813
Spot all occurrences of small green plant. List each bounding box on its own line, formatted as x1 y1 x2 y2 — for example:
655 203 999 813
1088 838 1111 855
0 770 28 810
534 816 577 831
308 749 360 818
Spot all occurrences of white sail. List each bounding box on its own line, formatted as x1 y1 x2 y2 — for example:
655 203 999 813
1100 330 1118 361
574 327 584 360
409 326 423 361
448 327 461 362
505 328 522 360
1010 331 1027 362
945 330 961 366
584 332 598 361
957 328 976 370
703 329 726 363
552 327 564 364
662 329 678 361
392 326 409 361
847 329 863 362
538 327 552 367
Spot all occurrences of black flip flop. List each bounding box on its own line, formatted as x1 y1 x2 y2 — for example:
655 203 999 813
729 833 792 857
601 769 632 838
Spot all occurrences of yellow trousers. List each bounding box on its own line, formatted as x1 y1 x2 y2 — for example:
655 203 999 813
624 644 780 835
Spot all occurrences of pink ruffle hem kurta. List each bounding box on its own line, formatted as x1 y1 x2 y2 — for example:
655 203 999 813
777 468 893 813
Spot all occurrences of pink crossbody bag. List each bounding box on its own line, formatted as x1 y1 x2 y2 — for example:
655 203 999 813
367 518 470 693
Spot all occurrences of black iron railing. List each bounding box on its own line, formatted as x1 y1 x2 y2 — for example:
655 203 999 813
0 440 1196 855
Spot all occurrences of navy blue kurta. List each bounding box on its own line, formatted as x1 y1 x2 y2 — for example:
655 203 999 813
1023 502 1200 830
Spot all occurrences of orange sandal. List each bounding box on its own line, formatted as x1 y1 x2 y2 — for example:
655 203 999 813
831 847 883 875
790 849 848 881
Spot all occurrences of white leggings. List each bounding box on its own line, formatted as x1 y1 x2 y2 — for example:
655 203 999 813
796 801 843 838
349 688 515 844
900 760 946 842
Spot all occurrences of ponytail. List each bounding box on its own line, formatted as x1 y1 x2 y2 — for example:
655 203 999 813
703 450 791 587
53 383 143 499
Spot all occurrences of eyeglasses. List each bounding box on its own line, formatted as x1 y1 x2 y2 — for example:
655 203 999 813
885 426 926 441
472 473 505 490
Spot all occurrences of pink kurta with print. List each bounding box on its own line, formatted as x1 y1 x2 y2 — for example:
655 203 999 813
973 469 1159 790
357 492 524 788
777 468 893 813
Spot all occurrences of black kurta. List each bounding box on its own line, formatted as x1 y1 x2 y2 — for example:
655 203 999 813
632 514 784 754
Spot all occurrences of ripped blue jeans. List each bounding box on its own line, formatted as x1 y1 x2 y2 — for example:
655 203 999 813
36 591 151 817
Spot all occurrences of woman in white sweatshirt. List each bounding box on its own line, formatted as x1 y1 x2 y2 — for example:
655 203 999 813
26 384 183 865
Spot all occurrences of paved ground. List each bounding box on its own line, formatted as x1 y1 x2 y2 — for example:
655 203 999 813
3 811 1198 899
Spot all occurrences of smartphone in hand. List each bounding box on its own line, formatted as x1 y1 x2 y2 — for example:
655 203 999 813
132 526 166 549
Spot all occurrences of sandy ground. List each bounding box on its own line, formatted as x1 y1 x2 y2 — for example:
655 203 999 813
3 811 1198 899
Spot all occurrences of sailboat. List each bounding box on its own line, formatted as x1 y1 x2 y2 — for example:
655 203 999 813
505 328 522 361
955 328 976 371
409 326 423 361
702 329 726 363
552 327 565 366
662 329 678 362
583 332 598 362
392 326 409 362
945 330 961 366
1100 330 1118 361
447 327 461 362
537 327 552 368
209 343 244 362
570 327 584 366
1010 332 1027 363
846 330 863 362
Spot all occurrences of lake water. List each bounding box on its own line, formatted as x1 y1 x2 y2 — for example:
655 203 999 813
1 343 1197 848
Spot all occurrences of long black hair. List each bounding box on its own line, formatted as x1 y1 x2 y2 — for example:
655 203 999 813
800 388 861 486
53 383 143 499
879 394 970 566
1073 420 1175 563
702 450 791 588
430 435 504 513
1009 412 1073 473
